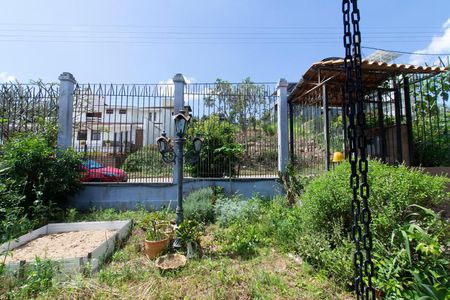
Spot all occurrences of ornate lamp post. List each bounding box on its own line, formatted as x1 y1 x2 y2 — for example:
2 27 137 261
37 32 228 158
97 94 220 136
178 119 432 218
156 110 202 226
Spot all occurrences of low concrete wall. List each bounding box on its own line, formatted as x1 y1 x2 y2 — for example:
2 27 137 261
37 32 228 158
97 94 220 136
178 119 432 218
69 178 283 211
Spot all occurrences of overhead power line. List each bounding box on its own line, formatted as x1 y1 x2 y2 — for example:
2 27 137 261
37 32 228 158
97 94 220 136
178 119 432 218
0 22 444 30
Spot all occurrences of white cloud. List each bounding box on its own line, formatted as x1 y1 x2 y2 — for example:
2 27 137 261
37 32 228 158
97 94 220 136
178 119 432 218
158 75 196 85
409 17 450 66
0 71 17 83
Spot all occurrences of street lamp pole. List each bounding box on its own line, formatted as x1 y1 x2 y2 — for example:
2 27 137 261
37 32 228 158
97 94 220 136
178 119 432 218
156 109 201 228
174 135 185 225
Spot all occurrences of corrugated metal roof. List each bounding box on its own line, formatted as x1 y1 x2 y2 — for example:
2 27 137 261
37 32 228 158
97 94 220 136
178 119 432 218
288 58 448 106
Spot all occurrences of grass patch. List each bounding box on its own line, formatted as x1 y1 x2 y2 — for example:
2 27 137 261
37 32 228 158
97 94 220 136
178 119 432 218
2 207 350 300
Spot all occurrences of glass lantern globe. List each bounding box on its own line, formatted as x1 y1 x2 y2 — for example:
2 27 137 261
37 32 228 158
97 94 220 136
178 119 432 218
173 110 190 137
156 133 169 154
193 136 202 152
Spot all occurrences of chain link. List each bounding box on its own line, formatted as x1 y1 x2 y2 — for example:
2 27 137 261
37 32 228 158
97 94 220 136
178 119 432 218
342 0 375 299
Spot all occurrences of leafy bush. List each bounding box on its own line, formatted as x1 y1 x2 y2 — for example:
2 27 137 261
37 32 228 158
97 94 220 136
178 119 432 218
122 145 166 174
373 205 449 299
0 129 82 227
214 195 264 227
183 187 215 223
185 115 243 178
256 196 303 252
216 220 260 258
254 149 277 166
214 196 305 258
295 160 450 297
262 123 276 136
299 160 449 239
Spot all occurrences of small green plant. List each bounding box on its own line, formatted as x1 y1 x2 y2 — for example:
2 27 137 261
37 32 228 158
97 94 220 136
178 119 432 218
278 164 310 206
64 208 79 223
176 219 203 250
138 209 172 231
183 187 215 223
15 257 56 298
262 123 276 136
214 195 264 227
216 220 260 258
145 220 167 241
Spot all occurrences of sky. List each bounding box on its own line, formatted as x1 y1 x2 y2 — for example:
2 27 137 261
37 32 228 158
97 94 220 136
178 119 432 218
0 0 449 84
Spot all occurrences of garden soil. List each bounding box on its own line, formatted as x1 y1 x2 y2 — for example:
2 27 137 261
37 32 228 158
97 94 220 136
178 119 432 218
4 230 116 263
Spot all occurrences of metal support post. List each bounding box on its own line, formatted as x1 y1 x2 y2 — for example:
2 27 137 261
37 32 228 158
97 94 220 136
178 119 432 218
175 137 185 225
322 84 330 171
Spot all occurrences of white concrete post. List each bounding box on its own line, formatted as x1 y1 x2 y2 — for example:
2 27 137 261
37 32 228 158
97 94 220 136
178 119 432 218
277 78 289 173
172 73 186 183
173 74 186 112
57 72 76 149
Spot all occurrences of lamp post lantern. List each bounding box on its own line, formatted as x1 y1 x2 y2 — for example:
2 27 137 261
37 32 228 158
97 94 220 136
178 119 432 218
156 110 201 227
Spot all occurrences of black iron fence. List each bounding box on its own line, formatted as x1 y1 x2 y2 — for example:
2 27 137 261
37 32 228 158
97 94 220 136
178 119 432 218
185 81 278 178
71 81 278 182
72 83 174 183
2 69 447 182
289 88 345 175
408 72 449 167
0 82 59 144
363 71 449 167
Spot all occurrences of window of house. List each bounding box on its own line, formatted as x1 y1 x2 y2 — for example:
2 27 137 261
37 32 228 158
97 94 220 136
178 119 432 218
149 112 158 121
86 112 102 118
119 109 127 114
106 109 114 114
91 130 101 141
77 130 87 140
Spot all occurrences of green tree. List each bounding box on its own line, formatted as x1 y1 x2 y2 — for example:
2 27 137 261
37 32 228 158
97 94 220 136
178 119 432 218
185 115 243 178
203 78 268 131
411 70 450 166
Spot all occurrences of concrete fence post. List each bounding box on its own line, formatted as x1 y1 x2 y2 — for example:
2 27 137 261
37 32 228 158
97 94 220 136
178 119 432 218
172 73 186 183
57 72 76 150
277 78 289 174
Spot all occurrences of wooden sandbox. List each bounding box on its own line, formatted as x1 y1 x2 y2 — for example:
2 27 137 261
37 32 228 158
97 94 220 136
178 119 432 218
0 220 132 274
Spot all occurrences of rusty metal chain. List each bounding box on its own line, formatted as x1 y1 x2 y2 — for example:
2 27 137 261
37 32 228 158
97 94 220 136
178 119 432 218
342 0 375 299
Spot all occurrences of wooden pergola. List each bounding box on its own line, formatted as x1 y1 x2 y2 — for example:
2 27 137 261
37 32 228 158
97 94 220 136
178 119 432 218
287 58 448 170
288 58 447 106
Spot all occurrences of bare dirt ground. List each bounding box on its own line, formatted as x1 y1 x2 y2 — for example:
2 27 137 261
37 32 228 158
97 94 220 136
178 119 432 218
4 230 117 263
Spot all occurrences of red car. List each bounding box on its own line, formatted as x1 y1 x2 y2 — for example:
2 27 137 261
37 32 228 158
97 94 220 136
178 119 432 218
81 160 128 182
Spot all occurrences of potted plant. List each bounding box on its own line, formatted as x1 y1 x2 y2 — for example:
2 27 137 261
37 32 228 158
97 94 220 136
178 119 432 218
143 220 170 259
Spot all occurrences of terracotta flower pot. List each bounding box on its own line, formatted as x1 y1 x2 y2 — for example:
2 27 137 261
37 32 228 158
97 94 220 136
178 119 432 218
143 235 170 259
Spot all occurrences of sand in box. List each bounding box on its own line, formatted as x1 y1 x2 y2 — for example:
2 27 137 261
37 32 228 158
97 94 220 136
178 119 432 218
3 230 117 263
